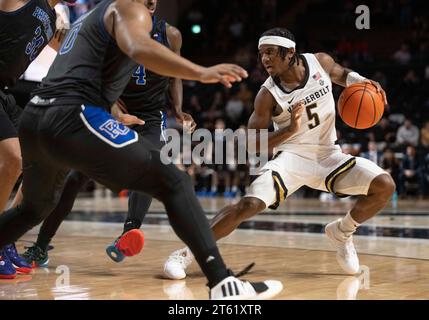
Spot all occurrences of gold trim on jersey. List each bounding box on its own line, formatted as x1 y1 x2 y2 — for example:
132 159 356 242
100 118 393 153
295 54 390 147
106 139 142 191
269 171 288 210
325 157 356 197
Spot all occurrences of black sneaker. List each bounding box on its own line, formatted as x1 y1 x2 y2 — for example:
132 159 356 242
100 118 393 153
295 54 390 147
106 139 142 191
22 245 49 268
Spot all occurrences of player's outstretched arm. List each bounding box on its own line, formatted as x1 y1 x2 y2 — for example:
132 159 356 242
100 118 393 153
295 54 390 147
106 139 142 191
109 0 247 87
315 52 387 104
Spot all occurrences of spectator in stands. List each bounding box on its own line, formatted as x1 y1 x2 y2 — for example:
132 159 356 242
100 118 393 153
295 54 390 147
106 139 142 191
396 119 419 147
341 144 352 155
381 148 401 187
398 145 426 196
208 119 234 196
187 95 203 127
361 141 383 166
370 117 397 144
392 43 412 65
225 94 245 129
420 121 429 149
201 91 225 131
236 82 253 108
424 153 429 197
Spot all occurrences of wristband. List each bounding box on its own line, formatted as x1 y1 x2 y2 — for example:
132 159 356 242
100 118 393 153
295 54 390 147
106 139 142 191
346 72 366 86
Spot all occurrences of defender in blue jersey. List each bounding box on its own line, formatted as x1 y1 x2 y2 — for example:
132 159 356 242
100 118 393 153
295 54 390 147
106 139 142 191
22 0 197 266
0 0 75 279
0 0 282 299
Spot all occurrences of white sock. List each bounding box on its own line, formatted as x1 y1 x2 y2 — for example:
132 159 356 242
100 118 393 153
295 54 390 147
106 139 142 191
339 211 361 238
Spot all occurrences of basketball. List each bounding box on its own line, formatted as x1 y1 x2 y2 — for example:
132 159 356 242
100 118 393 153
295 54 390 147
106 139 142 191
338 83 385 129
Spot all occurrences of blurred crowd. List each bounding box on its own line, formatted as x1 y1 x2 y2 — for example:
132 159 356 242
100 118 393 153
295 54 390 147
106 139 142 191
64 1 429 198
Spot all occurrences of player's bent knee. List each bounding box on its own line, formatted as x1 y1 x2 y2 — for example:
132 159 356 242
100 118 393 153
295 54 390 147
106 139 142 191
234 197 265 221
369 174 396 200
0 148 21 179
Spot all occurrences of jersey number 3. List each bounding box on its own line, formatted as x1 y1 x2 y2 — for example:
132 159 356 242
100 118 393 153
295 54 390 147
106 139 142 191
25 26 45 61
132 65 147 85
306 103 320 129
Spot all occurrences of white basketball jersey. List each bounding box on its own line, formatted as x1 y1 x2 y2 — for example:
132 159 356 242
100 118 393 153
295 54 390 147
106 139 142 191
262 53 338 154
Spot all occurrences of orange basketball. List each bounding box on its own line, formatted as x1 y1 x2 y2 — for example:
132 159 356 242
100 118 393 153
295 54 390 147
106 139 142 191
338 83 384 129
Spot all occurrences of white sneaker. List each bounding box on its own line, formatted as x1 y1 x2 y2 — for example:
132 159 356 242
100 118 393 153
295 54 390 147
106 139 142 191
325 219 360 274
210 276 283 300
163 247 194 280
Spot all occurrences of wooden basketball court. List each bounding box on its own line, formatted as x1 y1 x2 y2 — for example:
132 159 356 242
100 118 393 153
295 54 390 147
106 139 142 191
1 197 428 300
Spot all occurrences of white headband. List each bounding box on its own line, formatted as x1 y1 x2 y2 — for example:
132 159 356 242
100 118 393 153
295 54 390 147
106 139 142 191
258 36 296 49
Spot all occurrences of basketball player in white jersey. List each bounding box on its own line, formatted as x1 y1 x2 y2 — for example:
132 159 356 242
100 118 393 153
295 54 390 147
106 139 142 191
163 28 395 280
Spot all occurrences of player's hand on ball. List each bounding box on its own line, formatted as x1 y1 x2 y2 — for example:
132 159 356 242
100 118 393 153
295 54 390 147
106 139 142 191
200 64 248 88
288 100 305 134
364 79 388 105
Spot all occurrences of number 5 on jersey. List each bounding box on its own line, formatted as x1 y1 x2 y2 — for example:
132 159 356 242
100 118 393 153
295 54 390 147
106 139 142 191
306 103 320 129
133 65 146 85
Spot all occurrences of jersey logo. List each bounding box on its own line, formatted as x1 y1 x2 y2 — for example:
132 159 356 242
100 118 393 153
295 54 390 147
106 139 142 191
32 6 54 40
80 105 138 148
287 97 295 104
99 119 130 139
312 72 325 86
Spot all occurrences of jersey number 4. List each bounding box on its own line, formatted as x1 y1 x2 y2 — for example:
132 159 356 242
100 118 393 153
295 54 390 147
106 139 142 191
306 103 320 129
132 65 147 85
